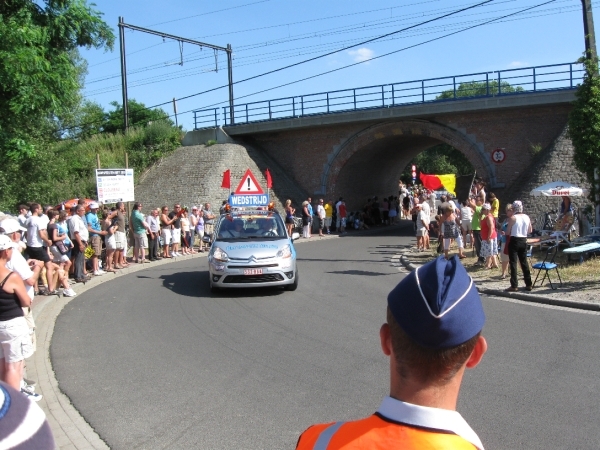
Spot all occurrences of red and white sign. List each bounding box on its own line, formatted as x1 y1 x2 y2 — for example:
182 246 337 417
234 169 265 195
491 148 506 163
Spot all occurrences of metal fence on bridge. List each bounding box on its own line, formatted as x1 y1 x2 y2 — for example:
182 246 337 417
193 62 584 129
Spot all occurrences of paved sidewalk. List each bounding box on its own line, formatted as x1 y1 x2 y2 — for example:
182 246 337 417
398 246 600 311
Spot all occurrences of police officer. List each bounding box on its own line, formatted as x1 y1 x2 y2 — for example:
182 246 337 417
296 256 488 450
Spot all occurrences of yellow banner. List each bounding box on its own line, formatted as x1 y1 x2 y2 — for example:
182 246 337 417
437 174 456 196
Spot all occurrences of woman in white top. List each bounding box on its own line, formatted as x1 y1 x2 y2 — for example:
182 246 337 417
505 200 533 292
460 200 473 248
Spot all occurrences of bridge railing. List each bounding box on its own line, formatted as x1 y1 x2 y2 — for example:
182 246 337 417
192 62 583 129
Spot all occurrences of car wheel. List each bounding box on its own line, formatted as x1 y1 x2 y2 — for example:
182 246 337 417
284 270 298 291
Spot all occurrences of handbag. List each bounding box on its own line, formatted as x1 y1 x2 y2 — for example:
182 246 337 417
55 240 70 255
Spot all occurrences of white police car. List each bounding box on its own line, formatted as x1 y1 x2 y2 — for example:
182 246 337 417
207 209 300 292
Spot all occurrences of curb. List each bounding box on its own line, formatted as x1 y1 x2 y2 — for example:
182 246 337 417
398 253 600 312
29 253 207 449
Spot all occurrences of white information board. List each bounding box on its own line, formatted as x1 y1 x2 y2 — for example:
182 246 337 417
95 169 135 204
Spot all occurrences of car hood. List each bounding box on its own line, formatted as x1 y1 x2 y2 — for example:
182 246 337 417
217 239 290 259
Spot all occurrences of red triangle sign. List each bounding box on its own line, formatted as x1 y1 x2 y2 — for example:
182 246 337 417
234 169 265 195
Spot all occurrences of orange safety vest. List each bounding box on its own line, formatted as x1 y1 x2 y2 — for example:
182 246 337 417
296 414 479 450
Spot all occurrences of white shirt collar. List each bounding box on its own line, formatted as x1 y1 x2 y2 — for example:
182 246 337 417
377 396 484 450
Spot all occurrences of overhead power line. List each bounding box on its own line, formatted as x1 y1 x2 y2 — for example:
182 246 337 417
179 0 560 118
84 4 578 95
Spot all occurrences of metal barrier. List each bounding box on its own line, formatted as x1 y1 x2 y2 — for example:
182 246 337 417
192 62 583 129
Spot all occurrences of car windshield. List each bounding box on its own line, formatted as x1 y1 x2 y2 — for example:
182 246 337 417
215 211 286 240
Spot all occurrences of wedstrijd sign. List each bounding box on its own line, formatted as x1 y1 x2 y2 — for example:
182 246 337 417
229 169 269 206
229 194 270 207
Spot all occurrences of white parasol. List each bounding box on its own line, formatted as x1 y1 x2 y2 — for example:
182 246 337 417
530 181 588 197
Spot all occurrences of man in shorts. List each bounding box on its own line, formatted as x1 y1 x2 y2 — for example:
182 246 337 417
86 203 106 276
25 204 56 294
416 204 428 251
316 199 326 237
131 203 153 263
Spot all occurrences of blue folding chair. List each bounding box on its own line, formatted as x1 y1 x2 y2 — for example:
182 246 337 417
532 244 563 289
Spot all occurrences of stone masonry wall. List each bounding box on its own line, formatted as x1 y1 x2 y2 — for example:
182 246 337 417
135 142 309 217
499 125 592 228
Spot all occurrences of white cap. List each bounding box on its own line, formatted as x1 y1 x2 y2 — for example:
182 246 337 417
89 202 99 209
0 235 17 251
0 218 26 235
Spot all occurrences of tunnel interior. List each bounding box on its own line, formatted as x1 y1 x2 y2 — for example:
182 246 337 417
334 134 444 211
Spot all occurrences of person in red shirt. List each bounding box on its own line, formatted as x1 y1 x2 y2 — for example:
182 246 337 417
296 257 487 450
338 200 347 235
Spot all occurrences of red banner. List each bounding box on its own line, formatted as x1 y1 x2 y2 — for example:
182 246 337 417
221 169 231 189
265 169 272 188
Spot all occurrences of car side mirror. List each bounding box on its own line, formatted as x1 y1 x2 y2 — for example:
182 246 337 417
202 235 212 244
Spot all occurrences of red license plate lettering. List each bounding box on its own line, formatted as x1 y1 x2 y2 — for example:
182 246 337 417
243 269 263 275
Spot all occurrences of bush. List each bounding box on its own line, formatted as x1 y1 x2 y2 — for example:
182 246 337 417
0 122 183 212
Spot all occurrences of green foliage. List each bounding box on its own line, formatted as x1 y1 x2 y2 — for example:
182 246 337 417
0 122 183 212
400 144 474 183
0 0 115 160
206 139 217 146
568 57 600 204
103 100 174 134
437 80 524 99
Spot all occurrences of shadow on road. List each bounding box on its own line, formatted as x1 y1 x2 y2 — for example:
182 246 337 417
326 269 396 277
152 270 287 298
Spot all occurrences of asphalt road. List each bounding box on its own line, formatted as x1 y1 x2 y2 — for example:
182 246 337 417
51 222 600 449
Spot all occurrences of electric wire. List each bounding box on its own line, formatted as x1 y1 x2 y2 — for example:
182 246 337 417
86 0 580 91
64 0 563 134
178 0 560 119
84 3 579 95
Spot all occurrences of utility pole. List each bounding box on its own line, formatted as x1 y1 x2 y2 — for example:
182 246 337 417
117 18 235 131
119 17 129 131
581 0 597 59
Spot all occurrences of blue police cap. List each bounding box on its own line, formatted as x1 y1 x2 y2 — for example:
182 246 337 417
387 256 485 349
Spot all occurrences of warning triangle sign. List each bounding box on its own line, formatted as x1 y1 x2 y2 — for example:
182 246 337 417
234 169 265 195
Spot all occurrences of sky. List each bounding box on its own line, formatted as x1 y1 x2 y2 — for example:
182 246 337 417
80 0 593 131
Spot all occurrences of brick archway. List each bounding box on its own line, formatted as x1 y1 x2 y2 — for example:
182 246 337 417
321 120 495 209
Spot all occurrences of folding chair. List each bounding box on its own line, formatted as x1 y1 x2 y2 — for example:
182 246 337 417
532 244 563 290
526 245 533 268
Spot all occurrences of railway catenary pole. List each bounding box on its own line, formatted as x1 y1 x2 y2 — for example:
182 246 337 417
117 18 235 130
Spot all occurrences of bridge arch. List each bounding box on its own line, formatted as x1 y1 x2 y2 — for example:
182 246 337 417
321 120 495 209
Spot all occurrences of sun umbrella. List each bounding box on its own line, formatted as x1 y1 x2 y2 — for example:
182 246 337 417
530 181 587 197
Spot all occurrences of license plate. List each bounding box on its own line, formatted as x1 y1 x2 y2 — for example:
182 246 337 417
243 268 263 275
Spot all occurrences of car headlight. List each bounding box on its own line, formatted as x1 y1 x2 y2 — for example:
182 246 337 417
277 245 292 259
213 247 229 262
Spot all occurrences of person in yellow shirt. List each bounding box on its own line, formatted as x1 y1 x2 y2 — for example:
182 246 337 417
296 257 488 450
323 201 333 235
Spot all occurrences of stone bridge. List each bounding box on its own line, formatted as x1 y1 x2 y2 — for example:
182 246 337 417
200 89 578 213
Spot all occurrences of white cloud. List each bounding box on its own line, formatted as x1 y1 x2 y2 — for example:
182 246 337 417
507 61 527 69
348 48 374 63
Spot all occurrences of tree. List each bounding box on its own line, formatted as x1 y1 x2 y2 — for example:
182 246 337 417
568 57 600 204
400 144 474 184
0 0 114 159
103 100 174 134
437 80 524 100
